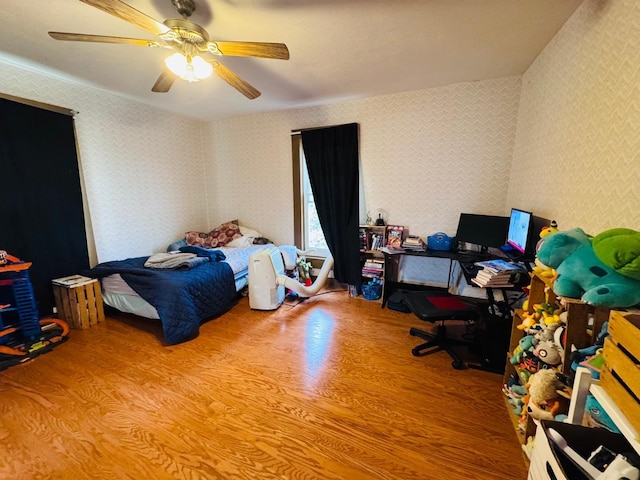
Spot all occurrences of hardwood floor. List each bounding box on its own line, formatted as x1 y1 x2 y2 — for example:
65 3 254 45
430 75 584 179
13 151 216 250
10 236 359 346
0 288 528 479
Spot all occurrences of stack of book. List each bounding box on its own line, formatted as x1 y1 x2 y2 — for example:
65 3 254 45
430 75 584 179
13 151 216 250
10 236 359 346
471 259 527 288
362 258 384 279
402 235 426 252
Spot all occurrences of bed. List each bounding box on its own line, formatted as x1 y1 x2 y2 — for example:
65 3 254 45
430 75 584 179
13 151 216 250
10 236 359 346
85 221 279 344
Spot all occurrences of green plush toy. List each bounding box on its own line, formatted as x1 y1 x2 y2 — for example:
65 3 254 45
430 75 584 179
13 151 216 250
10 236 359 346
536 227 640 308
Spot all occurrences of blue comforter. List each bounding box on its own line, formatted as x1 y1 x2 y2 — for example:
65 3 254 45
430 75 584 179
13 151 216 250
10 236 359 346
86 256 236 344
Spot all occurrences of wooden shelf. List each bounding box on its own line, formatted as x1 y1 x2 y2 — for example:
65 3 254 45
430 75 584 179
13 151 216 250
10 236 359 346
502 271 609 449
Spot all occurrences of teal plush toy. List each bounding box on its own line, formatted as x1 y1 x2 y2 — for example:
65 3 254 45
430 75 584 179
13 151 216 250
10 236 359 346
536 227 640 308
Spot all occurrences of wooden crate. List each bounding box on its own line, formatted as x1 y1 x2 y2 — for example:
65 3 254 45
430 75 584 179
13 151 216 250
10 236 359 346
600 310 640 434
52 276 104 329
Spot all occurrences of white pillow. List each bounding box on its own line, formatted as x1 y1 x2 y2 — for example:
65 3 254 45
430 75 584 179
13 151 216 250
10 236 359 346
226 236 252 248
226 225 262 248
239 225 261 238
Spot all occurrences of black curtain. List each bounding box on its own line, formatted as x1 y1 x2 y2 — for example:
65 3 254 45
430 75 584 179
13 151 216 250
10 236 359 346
0 98 89 316
301 123 361 286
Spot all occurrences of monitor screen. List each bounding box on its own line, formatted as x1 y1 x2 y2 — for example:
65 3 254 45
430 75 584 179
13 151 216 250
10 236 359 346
455 213 509 251
506 208 532 254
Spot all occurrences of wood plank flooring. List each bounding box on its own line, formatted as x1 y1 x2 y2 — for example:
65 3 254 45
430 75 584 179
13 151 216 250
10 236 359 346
0 288 528 479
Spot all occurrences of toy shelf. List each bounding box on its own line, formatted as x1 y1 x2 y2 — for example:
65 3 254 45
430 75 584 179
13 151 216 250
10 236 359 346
501 271 610 451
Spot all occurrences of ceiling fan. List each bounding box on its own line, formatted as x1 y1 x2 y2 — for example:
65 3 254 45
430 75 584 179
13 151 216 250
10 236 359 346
48 0 290 98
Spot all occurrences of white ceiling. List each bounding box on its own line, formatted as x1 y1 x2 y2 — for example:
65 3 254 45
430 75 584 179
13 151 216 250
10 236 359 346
0 0 583 121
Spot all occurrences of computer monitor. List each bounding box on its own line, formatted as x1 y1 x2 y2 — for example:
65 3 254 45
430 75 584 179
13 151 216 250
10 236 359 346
455 213 509 252
506 208 532 254
527 214 551 255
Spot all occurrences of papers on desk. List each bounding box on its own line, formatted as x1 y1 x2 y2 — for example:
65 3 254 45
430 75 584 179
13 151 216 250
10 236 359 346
471 259 527 288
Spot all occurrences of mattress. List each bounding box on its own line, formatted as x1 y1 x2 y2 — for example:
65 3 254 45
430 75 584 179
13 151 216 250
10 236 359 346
101 244 274 319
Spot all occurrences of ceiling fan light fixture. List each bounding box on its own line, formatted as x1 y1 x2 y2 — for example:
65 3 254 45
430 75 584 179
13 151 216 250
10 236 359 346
164 52 212 82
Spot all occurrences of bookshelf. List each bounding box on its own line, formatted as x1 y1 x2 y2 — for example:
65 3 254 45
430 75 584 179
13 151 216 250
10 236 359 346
359 225 386 301
359 224 386 253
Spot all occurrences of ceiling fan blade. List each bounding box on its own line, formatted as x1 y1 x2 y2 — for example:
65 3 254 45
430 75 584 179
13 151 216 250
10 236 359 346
48 32 163 47
80 0 171 37
212 63 261 99
151 68 176 93
209 41 290 60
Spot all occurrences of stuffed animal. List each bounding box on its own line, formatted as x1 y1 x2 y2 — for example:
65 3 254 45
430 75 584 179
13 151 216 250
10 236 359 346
523 369 570 423
504 384 528 415
510 335 535 365
516 313 538 333
519 349 541 374
297 256 312 281
533 221 559 279
539 220 559 239
533 340 563 367
536 228 640 308
533 321 561 345
584 394 621 433
502 375 528 415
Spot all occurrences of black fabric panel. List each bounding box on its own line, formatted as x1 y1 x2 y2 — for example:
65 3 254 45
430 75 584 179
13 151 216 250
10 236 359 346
0 98 89 316
301 123 361 286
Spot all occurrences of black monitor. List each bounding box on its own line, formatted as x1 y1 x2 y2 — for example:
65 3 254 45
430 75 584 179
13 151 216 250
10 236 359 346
502 209 552 259
506 208 532 254
455 213 509 253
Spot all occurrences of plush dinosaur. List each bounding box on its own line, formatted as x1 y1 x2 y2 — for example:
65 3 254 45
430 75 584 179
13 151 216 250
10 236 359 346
536 228 640 308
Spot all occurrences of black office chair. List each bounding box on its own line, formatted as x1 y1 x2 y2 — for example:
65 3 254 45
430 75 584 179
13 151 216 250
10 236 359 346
404 290 480 370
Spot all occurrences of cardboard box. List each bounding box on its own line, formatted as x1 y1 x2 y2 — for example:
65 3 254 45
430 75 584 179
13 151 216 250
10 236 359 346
52 276 104 329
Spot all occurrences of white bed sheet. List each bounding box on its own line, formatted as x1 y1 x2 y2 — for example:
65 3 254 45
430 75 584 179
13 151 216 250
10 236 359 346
101 244 275 319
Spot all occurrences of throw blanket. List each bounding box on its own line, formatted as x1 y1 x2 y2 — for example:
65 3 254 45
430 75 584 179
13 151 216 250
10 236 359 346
144 252 208 270
86 256 235 344
178 245 226 261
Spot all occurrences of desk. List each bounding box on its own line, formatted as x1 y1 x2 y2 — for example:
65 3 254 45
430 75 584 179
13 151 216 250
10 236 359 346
381 249 461 307
381 249 504 308
382 249 528 305
383 250 528 373
459 261 530 320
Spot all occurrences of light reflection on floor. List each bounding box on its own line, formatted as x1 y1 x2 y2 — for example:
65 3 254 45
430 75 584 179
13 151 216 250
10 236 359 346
304 309 334 388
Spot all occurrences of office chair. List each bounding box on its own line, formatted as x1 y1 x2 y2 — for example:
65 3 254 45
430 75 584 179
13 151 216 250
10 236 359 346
404 290 480 370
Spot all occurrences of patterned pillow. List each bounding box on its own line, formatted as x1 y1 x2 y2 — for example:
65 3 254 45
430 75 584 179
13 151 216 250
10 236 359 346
208 221 243 247
185 231 215 248
185 220 243 248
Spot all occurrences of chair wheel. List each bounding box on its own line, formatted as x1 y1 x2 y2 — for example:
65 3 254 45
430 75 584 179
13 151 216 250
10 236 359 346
452 359 465 370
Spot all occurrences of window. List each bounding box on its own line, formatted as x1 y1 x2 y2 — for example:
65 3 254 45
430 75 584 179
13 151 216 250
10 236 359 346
292 134 329 257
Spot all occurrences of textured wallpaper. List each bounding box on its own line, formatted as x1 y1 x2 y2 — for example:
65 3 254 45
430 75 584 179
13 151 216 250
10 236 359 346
3 0 636 264
509 0 640 234
0 59 210 263
208 77 522 245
